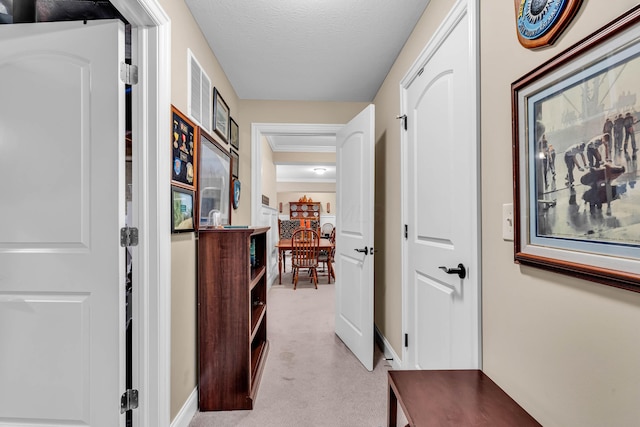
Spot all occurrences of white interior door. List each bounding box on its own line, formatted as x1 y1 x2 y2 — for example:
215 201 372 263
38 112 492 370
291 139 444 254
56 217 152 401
335 105 375 371
402 2 480 370
0 20 126 426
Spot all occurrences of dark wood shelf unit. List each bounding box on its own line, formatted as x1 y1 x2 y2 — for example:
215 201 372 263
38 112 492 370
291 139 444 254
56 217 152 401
250 265 266 289
289 201 321 221
198 226 270 411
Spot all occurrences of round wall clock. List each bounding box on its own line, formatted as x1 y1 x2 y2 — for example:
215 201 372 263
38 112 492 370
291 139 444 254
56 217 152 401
233 179 241 209
515 0 583 49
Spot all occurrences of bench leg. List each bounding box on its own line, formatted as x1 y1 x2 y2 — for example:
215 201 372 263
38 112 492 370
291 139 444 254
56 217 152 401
387 384 398 427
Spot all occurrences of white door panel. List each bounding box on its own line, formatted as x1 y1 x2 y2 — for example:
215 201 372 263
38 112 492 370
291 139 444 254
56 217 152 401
335 105 375 371
0 20 125 426
403 3 479 370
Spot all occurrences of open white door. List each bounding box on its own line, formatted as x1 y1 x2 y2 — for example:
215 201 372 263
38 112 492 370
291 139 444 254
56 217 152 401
335 105 375 371
0 20 126 426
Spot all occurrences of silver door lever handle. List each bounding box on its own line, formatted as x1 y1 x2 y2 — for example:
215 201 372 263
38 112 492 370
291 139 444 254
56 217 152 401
438 263 466 279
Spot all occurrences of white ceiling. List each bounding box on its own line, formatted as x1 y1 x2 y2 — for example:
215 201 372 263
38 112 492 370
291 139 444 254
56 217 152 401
184 0 431 102
277 164 336 183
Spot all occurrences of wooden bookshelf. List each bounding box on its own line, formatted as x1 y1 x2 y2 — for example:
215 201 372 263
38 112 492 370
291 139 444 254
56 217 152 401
198 226 270 411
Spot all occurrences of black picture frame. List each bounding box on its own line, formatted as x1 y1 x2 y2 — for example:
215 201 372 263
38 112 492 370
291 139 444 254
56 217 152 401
212 87 230 143
231 148 239 179
230 117 239 150
171 186 195 233
511 5 640 292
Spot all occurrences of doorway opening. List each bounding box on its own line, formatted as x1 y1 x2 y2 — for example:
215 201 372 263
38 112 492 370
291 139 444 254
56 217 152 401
251 123 342 285
251 104 376 371
2 2 135 425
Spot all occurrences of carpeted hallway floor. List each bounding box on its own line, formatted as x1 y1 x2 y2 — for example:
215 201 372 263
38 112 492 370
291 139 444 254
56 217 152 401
188 265 403 427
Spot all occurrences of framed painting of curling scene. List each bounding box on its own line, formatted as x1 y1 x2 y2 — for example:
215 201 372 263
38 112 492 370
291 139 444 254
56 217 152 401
512 5 640 292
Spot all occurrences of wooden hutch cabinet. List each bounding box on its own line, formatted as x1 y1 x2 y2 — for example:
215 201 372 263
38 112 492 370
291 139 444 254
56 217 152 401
197 226 270 411
289 201 321 221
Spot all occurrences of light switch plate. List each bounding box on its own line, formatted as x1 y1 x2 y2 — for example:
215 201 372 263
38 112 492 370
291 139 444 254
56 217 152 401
502 203 513 241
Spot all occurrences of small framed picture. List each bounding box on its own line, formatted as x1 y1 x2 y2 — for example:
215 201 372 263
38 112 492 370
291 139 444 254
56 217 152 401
171 105 198 191
171 186 195 233
212 87 230 143
230 117 239 150
231 148 239 179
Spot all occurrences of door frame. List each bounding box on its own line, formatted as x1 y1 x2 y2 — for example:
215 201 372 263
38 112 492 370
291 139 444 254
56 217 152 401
399 0 482 370
251 123 342 285
250 122 342 225
109 1 171 426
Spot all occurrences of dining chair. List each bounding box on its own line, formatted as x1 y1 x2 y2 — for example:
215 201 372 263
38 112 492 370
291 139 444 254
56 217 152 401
318 228 335 283
321 222 334 238
278 219 300 271
291 228 320 290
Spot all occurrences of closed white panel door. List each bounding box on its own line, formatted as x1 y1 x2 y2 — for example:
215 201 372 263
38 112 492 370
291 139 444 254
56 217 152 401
335 105 375 371
404 6 479 370
0 20 125 426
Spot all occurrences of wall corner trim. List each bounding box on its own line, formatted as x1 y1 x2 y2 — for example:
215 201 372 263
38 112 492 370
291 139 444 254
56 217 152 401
170 387 198 427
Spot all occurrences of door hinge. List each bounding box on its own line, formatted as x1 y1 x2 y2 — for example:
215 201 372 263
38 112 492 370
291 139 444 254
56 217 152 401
396 114 407 131
404 224 408 239
120 62 138 85
120 227 139 247
404 333 408 348
120 389 139 413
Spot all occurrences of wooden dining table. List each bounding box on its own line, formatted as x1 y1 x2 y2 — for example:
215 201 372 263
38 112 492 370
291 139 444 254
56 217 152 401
275 238 335 285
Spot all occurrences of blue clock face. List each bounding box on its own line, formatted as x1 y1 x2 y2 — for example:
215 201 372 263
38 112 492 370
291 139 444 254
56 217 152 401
517 0 567 40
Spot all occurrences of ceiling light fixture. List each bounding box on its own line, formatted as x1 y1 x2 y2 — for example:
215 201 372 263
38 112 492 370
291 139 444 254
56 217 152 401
313 167 327 175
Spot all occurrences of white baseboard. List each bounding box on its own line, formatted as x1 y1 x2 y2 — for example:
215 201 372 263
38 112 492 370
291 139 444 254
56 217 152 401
170 387 198 427
375 325 402 370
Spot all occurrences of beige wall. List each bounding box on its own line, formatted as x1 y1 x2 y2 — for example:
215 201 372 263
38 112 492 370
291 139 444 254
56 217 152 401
261 136 277 208
240 100 369 124
273 152 336 164
158 0 245 420
481 2 640 426
169 233 196 419
277 182 336 193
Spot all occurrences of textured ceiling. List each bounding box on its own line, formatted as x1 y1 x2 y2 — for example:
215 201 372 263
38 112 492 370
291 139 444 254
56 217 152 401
277 164 336 183
184 0 431 102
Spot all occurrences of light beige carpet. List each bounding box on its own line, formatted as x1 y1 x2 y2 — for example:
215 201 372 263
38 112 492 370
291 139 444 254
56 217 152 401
188 267 400 427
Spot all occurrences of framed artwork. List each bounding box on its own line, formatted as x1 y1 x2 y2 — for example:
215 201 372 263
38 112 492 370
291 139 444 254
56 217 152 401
212 87 230 143
198 131 232 228
171 186 195 233
512 5 640 292
171 105 198 190
233 179 241 210
230 117 239 150
231 148 239 179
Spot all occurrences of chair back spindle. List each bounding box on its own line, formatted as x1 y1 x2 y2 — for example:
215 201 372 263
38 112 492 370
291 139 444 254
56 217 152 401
291 228 320 289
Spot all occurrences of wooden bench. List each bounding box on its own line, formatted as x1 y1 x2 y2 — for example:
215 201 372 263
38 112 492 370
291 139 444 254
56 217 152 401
387 370 540 426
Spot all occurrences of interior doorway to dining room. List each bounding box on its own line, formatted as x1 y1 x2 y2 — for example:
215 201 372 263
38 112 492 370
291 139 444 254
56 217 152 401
251 105 376 371
251 123 341 286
